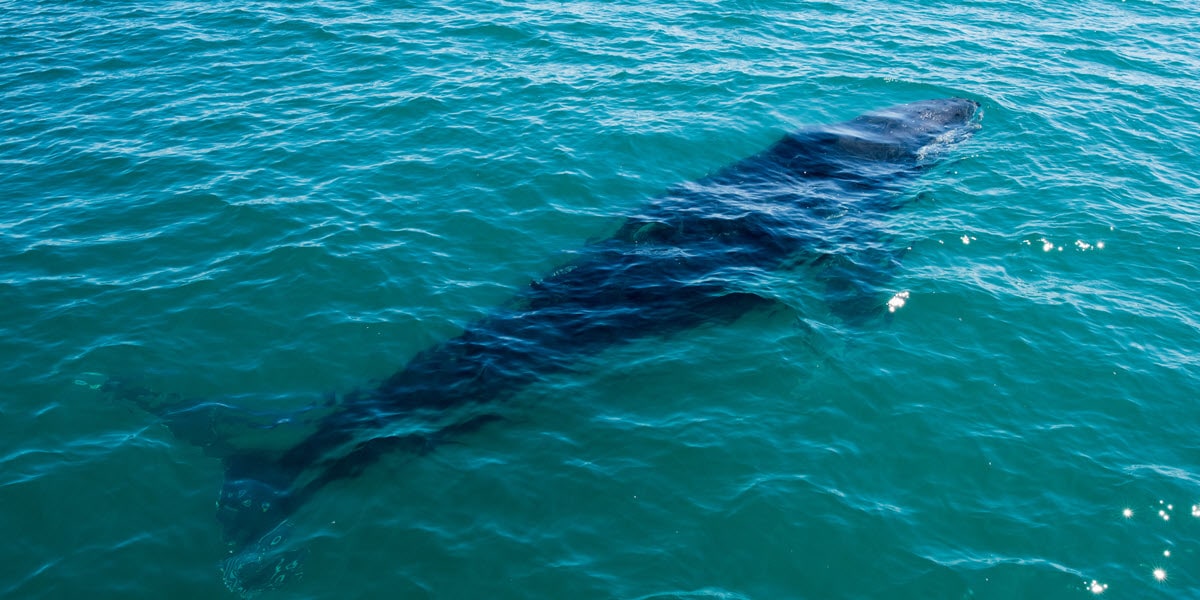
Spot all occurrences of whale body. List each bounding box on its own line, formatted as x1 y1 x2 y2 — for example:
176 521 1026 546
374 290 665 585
104 98 980 594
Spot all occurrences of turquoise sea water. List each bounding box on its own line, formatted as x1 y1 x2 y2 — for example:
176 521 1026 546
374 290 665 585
4 1 1200 598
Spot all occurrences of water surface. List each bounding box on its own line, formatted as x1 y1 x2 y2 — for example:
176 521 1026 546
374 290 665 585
3 1 1200 598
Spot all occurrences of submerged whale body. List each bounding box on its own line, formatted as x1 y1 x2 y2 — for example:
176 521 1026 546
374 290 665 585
104 98 980 595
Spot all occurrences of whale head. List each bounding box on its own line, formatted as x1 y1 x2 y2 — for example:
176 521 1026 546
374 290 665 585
831 98 981 163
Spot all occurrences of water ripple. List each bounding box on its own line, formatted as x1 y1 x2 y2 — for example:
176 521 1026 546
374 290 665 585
4 0 1200 597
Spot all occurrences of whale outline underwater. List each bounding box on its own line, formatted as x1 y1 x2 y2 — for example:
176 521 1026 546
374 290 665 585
97 97 982 595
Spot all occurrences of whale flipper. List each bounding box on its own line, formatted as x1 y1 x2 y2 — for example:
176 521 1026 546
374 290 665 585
814 246 907 324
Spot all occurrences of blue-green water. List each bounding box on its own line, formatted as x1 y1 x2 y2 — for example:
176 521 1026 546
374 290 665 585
4 1 1200 598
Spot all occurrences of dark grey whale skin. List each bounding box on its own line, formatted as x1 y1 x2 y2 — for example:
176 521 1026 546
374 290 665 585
105 98 979 594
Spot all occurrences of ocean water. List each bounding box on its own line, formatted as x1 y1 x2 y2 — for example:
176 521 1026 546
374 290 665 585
3 0 1200 598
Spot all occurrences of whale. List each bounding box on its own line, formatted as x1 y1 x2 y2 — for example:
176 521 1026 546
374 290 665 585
101 98 981 595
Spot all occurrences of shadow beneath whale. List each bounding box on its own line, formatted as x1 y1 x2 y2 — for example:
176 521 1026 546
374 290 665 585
102 98 981 596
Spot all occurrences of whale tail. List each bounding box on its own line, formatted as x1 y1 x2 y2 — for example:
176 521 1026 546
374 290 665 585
216 454 307 597
219 514 306 596
92 377 311 594
90 375 505 596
